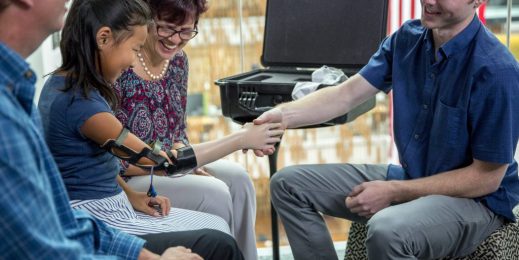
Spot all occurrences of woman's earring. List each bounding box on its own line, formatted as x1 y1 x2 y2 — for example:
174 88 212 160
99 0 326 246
99 39 107 48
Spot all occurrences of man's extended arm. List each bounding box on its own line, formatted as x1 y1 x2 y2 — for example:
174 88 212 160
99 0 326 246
262 74 379 129
250 74 380 156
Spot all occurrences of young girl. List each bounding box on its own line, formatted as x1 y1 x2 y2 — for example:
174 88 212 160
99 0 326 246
38 0 281 258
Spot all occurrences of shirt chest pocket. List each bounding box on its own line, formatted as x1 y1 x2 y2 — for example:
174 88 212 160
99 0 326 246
430 100 468 147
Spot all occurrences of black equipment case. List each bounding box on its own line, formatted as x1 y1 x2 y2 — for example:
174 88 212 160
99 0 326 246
215 0 389 126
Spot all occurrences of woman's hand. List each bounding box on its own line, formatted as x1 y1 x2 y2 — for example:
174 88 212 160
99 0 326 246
166 142 184 160
240 122 284 150
194 166 212 177
127 191 171 217
172 142 186 150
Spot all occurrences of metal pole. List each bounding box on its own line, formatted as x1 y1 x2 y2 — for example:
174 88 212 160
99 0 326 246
506 0 512 48
238 0 245 72
268 141 281 260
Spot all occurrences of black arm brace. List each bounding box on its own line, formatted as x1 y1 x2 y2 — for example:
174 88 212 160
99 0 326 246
100 128 197 176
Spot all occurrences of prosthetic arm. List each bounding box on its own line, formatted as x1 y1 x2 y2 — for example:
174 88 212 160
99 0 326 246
100 128 197 176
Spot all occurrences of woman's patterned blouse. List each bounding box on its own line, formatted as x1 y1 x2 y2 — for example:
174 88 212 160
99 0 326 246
114 51 190 174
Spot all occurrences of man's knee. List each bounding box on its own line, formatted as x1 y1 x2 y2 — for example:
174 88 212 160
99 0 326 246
270 166 299 194
204 229 238 249
199 229 244 260
366 209 408 248
270 165 306 208
138 229 240 257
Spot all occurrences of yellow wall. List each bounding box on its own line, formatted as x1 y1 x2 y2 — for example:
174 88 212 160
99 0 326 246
496 34 519 59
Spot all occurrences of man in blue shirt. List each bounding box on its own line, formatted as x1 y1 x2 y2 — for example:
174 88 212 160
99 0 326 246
0 1 240 259
256 0 519 259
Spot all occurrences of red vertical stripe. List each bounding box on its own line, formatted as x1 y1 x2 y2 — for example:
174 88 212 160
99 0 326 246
398 0 403 26
387 0 392 35
411 0 416 19
479 3 487 25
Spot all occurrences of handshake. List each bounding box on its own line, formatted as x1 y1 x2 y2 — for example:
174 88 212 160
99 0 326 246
241 107 286 157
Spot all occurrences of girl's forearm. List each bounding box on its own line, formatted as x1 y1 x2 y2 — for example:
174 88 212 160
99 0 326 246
190 131 244 167
123 164 149 176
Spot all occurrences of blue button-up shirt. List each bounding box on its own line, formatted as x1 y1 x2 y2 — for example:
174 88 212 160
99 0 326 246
0 42 145 259
360 16 519 221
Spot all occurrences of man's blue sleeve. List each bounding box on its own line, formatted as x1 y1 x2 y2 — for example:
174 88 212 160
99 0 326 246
358 32 396 93
0 111 145 259
469 64 519 164
72 210 146 259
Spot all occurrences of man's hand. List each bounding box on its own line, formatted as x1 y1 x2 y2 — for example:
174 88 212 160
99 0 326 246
243 107 286 157
127 191 171 217
345 181 396 218
160 246 203 260
253 107 285 127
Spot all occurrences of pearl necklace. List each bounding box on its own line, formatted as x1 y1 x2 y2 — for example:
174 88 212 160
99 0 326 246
137 52 168 80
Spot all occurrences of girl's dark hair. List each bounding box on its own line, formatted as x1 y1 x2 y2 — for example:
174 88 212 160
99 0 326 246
0 0 11 13
145 0 208 26
56 0 151 108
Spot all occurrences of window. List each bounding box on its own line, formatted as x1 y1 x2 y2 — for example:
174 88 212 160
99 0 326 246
485 0 519 59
